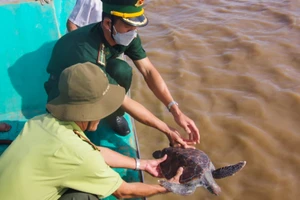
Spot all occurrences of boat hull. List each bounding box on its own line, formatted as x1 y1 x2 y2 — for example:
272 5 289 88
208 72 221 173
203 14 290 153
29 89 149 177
0 1 144 199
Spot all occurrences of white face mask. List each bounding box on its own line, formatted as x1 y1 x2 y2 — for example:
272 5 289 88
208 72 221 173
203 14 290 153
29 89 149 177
112 26 137 46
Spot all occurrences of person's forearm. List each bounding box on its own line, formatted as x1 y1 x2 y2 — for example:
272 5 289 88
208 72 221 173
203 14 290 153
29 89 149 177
146 73 171 106
113 181 167 199
146 72 181 116
122 96 171 135
98 146 136 169
99 146 153 171
134 58 174 107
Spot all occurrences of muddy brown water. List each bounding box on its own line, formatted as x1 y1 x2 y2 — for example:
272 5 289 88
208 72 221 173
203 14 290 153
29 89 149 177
129 0 300 200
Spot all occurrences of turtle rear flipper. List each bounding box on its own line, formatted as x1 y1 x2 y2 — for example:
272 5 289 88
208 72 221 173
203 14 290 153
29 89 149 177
159 180 196 196
212 161 246 179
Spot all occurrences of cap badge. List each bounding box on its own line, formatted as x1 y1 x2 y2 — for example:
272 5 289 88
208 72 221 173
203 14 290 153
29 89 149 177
135 0 144 7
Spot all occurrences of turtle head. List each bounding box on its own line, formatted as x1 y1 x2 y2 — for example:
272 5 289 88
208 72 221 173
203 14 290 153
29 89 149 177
207 183 221 196
203 171 221 196
152 150 163 159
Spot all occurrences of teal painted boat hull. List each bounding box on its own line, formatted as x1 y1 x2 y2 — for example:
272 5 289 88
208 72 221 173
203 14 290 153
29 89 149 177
0 1 144 199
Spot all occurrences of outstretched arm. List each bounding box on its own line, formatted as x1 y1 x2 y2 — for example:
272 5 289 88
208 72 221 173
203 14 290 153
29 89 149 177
122 96 196 148
134 57 200 144
112 167 183 199
98 146 167 177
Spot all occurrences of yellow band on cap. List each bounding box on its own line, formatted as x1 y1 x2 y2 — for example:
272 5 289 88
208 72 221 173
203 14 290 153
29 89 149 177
111 8 144 18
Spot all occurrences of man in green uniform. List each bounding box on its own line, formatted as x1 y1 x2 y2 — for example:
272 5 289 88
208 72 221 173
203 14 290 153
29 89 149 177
0 62 183 200
45 0 200 147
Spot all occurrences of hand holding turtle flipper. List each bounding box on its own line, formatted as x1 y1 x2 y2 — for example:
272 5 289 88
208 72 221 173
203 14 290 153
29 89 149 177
158 167 184 194
167 167 183 183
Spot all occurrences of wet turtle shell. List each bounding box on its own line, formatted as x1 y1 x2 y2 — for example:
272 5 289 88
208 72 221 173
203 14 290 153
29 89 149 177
153 147 246 196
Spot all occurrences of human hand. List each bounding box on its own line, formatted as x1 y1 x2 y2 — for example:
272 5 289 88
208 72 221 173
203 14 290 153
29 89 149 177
166 167 183 183
172 112 200 144
140 155 167 177
158 167 184 193
0 123 11 132
36 0 52 5
167 126 196 149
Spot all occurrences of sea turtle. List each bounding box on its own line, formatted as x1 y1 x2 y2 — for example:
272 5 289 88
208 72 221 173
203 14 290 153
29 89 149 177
153 147 246 196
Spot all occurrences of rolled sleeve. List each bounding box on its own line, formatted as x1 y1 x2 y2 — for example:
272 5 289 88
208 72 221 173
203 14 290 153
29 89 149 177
125 34 147 61
69 0 102 27
63 150 123 198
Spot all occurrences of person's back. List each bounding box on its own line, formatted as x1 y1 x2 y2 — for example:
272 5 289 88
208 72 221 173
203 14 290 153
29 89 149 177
0 114 121 200
0 114 69 199
46 23 102 78
45 23 106 102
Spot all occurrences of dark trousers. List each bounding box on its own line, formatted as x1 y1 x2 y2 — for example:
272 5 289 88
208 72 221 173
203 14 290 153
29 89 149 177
105 58 132 93
59 189 98 200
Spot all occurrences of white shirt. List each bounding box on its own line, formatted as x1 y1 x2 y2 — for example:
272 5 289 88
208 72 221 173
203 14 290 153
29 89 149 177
68 0 102 27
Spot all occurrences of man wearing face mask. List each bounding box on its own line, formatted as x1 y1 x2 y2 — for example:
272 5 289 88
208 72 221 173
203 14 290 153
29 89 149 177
45 0 200 148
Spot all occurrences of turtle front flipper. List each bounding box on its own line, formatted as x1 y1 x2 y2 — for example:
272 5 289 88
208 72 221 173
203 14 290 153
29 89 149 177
159 180 197 196
152 150 163 159
212 161 246 179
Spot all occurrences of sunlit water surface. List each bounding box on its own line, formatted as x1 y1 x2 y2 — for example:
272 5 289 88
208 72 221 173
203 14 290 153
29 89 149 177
129 0 300 200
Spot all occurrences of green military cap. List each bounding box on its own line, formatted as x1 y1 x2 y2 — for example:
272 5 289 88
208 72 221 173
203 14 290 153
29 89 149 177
101 0 148 27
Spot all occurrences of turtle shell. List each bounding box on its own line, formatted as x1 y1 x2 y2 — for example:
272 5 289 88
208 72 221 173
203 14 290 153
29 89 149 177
157 147 211 183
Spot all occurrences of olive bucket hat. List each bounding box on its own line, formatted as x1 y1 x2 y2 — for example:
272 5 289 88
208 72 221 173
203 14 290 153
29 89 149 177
101 0 148 27
46 62 125 121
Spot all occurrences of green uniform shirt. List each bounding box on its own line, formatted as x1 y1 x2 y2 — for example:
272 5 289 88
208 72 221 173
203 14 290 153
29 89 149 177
45 23 147 101
0 114 123 200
